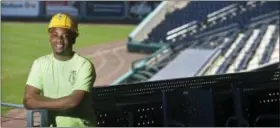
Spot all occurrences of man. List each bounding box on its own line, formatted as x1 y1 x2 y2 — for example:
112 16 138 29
23 13 97 127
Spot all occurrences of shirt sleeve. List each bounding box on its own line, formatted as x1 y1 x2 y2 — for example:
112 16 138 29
73 61 96 92
26 60 43 90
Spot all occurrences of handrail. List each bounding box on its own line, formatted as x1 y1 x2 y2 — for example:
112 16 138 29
207 4 237 18
167 21 197 36
1 103 24 108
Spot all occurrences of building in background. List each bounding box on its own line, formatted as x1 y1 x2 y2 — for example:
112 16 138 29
128 1 160 20
1 1 161 23
43 1 81 17
1 1 40 17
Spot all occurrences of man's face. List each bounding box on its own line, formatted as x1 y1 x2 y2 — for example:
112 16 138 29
49 27 75 55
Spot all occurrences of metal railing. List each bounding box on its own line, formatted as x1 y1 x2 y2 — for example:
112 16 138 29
1 69 279 127
1 102 48 127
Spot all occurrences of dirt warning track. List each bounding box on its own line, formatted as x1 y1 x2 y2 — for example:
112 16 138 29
77 40 148 86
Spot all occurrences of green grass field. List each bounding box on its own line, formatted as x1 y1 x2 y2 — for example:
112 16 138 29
1 22 135 113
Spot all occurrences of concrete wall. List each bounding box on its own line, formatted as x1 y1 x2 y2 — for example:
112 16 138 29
128 1 190 42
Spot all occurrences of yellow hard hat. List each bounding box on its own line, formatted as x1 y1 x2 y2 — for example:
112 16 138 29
48 13 79 35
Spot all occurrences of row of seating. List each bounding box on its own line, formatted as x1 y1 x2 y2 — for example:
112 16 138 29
216 28 254 74
145 1 279 47
219 31 240 55
179 1 278 45
205 32 244 75
168 26 240 52
197 1 278 37
269 37 280 63
260 26 279 65
234 24 268 71
146 1 237 43
224 17 279 73
125 2 279 84
205 13 279 75
227 29 261 73
246 26 278 70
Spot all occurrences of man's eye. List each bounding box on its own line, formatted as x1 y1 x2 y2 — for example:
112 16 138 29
51 33 57 37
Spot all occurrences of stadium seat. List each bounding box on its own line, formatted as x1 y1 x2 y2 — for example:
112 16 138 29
146 1 238 43
260 27 279 64
132 1 280 81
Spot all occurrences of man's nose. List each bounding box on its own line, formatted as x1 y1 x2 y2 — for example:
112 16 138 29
56 36 64 43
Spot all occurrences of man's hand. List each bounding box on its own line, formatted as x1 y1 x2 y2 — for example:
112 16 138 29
23 94 37 109
23 88 52 109
23 86 41 109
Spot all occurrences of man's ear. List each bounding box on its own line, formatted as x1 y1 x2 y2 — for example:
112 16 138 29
72 37 77 45
70 32 78 45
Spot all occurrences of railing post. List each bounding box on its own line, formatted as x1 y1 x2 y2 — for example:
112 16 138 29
40 109 49 127
1 103 48 127
27 109 48 127
161 90 167 127
27 110 34 127
232 87 249 127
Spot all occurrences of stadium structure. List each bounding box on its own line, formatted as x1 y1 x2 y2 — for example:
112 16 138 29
2 1 280 127
112 1 279 85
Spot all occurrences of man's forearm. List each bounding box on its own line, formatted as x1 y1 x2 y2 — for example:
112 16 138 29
33 94 53 101
25 88 86 111
37 95 77 111
26 94 77 111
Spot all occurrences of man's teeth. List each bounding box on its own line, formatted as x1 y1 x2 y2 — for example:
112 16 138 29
56 44 63 48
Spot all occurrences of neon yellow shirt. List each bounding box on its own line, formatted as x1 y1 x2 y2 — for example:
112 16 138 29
26 52 97 127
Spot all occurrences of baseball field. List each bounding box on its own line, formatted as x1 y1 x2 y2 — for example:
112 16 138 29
1 22 148 117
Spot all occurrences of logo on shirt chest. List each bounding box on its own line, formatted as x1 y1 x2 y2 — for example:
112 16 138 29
68 70 77 86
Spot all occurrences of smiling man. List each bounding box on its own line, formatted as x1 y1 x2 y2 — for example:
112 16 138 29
23 13 97 127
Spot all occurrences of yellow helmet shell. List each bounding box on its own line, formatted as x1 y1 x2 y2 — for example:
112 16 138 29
48 13 78 35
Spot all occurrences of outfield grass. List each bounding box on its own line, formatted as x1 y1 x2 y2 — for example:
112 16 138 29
1 22 135 113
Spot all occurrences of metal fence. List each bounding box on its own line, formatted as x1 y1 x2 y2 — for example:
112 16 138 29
2 69 278 127
93 69 279 127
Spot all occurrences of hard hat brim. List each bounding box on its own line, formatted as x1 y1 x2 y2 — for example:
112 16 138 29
48 25 79 36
